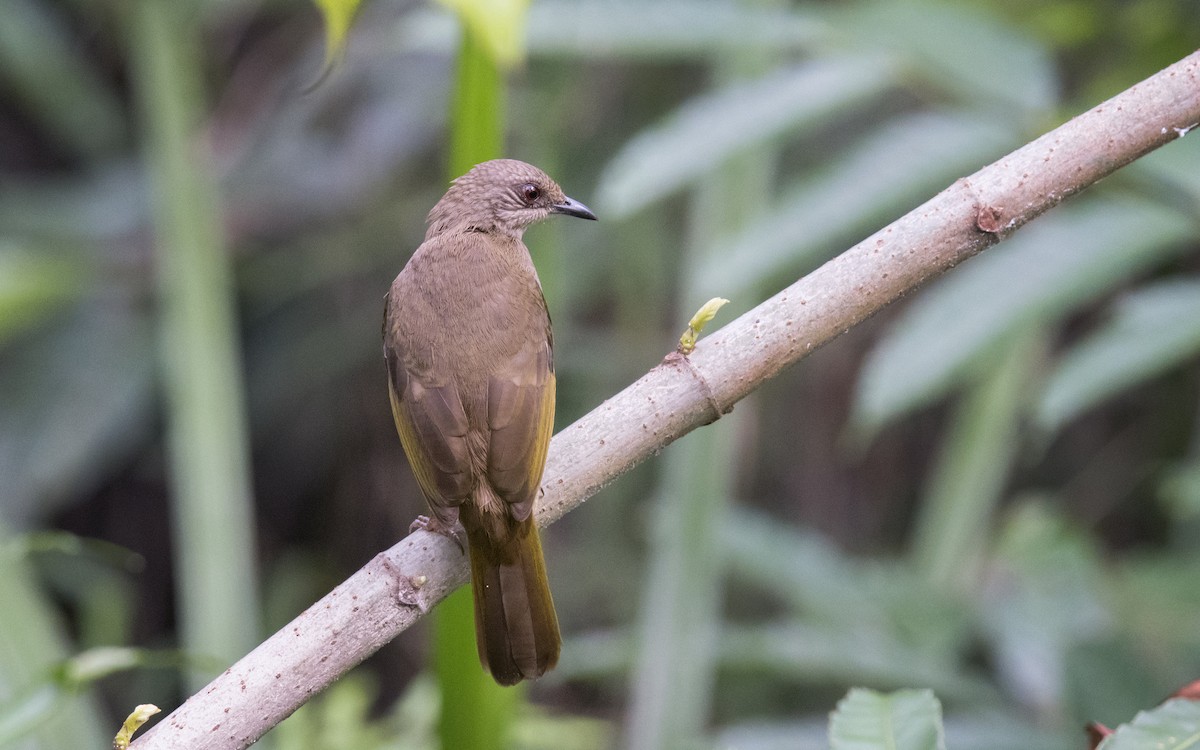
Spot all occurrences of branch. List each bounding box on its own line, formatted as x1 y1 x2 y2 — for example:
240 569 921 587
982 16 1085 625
132 51 1200 749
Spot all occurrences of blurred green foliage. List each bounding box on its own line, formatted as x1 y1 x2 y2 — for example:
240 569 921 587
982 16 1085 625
0 0 1198 749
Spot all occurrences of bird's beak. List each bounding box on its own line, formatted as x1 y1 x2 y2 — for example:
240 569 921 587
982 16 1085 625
550 196 597 221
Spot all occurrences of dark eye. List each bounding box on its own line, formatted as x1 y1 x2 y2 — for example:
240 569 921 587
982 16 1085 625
520 183 541 205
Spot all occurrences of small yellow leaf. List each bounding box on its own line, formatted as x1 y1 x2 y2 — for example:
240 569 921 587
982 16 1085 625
437 0 532 69
689 297 730 333
113 704 160 750
679 297 730 354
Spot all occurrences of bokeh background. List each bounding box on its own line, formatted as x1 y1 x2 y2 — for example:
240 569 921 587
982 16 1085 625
1 0 1199 748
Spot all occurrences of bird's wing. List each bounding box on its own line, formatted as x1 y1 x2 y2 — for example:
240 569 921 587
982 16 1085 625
385 340 473 523
485 336 555 522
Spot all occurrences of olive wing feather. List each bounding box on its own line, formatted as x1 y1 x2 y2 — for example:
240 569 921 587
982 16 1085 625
486 340 555 522
385 342 473 521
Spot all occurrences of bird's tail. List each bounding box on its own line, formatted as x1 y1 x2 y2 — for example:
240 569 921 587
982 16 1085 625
467 516 560 686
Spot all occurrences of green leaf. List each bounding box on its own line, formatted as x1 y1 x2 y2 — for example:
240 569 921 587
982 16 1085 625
721 626 992 701
939 713 1070 750
0 683 58 747
911 331 1039 589
1036 278 1200 433
561 619 993 702
112 704 159 750
1064 637 1163 733
730 509 987 672
840 1 1056 114
678 297 729 354
693 110 1018 298
0 166 146 242
0 0 126 157
275 672 438 750
399 0 829 61
852 197 1196 436
979 501 1110 713
526 0 826 59
511 710 613 750
1129 132 1200 212
719 713 1069 750
0 528 106 748
829 688 946 750
0 245 81 345
1097 698 1200 750
596 56 895 217
722 509 971 656
437 0 531 68
0 309 154 526
1160 460 1200 522
1110 554 1200 652
312 0 362 71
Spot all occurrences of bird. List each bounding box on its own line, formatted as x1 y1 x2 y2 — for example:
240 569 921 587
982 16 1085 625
383 159 596 685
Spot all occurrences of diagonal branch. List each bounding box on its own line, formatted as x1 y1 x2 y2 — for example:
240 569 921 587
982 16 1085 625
132 51 1200 750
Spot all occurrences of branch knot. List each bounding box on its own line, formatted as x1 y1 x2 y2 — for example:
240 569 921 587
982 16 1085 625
663 350 731 426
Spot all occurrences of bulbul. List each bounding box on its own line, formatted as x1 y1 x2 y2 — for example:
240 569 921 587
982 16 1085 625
383 159 596 685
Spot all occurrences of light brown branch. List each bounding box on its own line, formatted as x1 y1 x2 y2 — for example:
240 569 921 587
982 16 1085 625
132 50 1200 749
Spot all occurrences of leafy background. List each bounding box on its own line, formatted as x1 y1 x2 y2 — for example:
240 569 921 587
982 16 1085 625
0 0 1198 748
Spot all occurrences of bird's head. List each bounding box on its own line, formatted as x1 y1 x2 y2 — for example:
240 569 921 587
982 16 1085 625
426 159 596 239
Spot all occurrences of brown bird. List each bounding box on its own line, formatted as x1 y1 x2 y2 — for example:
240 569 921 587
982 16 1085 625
383 159 596 685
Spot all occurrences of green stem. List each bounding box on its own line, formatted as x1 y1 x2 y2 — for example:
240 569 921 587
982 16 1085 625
128 0 261 693
449 26 504 177
435 23 519 750
624 417 741 750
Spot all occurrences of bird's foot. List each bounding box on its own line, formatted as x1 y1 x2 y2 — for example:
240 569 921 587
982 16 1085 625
409 514 466 554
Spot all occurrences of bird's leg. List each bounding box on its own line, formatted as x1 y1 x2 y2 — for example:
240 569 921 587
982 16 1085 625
409 514 467 554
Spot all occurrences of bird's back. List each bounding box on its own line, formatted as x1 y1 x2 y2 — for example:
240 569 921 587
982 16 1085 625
387 229 551 397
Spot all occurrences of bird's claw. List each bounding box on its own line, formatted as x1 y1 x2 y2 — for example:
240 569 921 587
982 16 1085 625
409 514 466 554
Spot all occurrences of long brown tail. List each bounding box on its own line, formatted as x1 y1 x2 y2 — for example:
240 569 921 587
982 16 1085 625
467 516 560 686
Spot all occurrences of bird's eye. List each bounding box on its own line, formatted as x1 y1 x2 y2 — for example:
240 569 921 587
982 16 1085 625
520 183 541 205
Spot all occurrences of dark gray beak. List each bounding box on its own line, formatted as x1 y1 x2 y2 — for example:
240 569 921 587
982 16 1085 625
550 196 597 221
